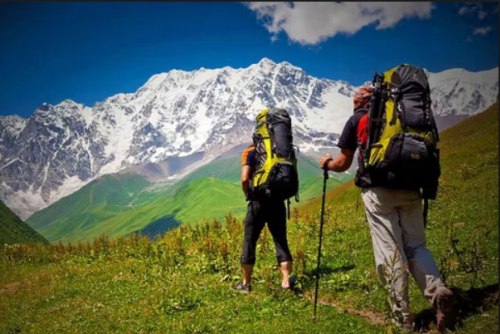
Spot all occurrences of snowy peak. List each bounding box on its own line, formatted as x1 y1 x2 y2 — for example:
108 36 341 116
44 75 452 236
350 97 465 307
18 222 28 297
258 57 276 65
430 67 497 83
55 99 85 110
0 115 27 137
249 57 277 72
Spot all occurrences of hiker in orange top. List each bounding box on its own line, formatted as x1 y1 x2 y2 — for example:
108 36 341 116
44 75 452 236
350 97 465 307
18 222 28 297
319 85 456 332
231 144 293 293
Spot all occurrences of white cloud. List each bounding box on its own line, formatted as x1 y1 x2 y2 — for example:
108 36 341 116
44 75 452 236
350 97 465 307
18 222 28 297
459 3 495 40
458 4 489 20
245 2 433 45
458 5 475 16
473 26 493 36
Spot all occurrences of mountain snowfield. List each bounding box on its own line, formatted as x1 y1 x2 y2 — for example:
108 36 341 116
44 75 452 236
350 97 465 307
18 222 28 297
429 67 498 117
0 58 498 219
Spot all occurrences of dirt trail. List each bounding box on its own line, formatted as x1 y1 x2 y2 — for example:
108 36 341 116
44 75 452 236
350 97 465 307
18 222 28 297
0 280 31 295
303 293 387 326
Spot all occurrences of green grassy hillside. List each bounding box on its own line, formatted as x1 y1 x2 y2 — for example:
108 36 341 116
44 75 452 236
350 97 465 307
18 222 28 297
1 104 497 333
0 201 48 245
59 177 244 243
27 173 152 242
28 149 348 243
26 156 250 243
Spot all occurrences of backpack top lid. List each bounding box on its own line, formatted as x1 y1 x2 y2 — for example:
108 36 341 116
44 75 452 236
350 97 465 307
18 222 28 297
387 64 430 95
256 107 291 126
256 108 270 122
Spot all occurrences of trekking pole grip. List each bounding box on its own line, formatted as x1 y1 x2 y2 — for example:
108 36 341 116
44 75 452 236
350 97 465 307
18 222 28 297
322 158 332 180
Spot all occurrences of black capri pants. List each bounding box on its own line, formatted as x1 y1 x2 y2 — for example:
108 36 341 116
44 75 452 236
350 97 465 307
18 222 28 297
240 199 293 265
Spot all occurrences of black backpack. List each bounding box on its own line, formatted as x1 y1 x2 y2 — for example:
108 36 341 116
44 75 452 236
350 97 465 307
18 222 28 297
364 64 440 224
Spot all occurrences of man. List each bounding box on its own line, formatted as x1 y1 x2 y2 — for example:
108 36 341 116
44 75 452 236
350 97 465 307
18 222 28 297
319 86 455 331
231 144 294 293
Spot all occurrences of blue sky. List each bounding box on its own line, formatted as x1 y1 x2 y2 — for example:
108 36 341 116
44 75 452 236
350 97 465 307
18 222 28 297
0 2 498 117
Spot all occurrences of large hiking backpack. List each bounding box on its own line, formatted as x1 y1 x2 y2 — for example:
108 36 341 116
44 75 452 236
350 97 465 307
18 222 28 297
363 64 440 202
252 108 299 202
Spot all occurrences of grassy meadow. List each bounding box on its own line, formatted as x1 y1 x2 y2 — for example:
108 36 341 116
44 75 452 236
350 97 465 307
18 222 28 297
1 105 498 333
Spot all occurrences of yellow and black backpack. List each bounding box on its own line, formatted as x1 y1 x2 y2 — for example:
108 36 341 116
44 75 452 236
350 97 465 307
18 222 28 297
363 64 440 209
252 108 299 202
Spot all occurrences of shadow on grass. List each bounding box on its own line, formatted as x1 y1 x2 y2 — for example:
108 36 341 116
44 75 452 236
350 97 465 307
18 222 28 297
135 213 181 240
413 284 499 332
308 264 356 278
299 264 356 290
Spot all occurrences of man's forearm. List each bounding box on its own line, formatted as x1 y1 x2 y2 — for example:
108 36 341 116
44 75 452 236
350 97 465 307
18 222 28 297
241 165 252 200
319 148 354 173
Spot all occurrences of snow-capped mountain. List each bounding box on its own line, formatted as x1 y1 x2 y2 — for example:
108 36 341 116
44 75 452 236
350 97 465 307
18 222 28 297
0 58 355 219
429 68 498 117
428 67 498 130
0 58 497 219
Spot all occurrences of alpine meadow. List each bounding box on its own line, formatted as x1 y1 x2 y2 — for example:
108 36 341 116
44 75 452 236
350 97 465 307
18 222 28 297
1 104 498 332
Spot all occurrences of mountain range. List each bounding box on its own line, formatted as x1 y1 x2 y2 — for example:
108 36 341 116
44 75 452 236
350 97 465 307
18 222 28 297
0 58 498 220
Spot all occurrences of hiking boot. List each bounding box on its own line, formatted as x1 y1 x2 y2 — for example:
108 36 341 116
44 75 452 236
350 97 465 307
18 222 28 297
434 288 456 332
231 282 251 294
392 314 414 332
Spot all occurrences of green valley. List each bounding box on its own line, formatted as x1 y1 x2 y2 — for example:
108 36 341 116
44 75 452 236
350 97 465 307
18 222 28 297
28 150 349 243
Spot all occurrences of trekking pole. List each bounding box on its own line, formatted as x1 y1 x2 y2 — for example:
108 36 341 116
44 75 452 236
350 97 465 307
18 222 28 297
313 162 329 321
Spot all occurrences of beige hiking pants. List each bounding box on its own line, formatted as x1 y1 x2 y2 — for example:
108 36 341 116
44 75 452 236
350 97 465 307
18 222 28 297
361 187 448 322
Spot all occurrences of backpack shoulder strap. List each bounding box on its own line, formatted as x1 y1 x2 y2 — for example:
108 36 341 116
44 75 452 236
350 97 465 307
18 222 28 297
356 110 369 148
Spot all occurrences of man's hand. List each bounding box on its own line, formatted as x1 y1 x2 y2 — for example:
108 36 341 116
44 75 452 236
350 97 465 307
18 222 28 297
319 149 355 173
319 154 333 170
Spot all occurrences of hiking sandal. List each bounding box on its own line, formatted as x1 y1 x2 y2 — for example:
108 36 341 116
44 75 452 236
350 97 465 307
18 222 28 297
231 282 252 294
